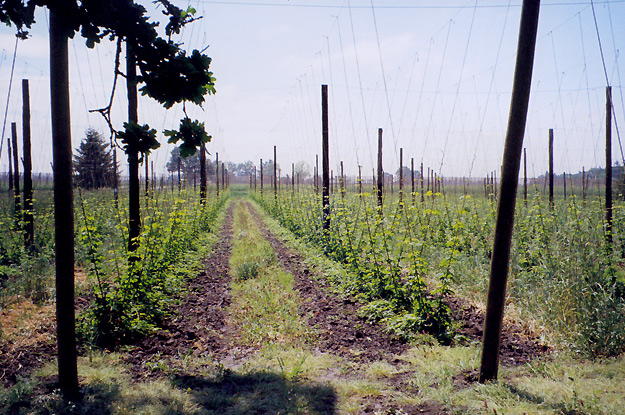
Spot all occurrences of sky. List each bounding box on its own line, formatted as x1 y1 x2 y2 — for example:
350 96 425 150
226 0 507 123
0 0 624 180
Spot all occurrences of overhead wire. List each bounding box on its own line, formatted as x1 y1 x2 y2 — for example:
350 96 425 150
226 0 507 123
0 36 18 161
590 0 624 165
370 0 397 161
438 0 477 175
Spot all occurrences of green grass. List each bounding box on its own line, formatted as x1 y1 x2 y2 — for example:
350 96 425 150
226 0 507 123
228 200 310 348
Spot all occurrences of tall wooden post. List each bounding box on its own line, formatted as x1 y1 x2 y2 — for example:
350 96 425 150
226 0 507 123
50 10 79 399
582 167 586 202
322 85 330 231
22 79 34 249
340 161 345 199
260 158 263 195
200 143 207 205
222 163 225 190
523 148 527 205
145 155 150 199
549 128 554 209
399 148 404 205
411 157 415 205
11 122 21 224
315 154 319 194
112 142 118 205
605 86 613 249
274 145 278 199
127 38 141 255
151 161 155 195
563 172 567 199
377 128 383 211
420 162 424 203
177 156 182 192
479 0 540 383
358 165 362 196
216 152 220 197
7 138 12 192
292 163 295 194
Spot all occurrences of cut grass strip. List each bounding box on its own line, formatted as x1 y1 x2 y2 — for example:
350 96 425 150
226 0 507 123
228 200 311 349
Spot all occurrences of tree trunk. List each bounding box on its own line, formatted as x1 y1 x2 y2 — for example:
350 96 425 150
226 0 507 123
200 143 207 205
11 122 21 225
479 0 540 383
126 39 141 256
50 9 79 400
22 79 34 249
322 85 330 231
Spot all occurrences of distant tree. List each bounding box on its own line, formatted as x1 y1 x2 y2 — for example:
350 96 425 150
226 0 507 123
167 146 198 178
225 160 255 177
166 146 215 179
73 128 116 189
294 160 311 180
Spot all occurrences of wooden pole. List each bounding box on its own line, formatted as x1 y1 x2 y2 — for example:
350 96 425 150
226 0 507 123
322 85 330 231
377 128 383 211
22 79 34 249
358 165 362 196
50 10 79 399
399 148 403 205
126 38 141 256
523 148 527 205
315 154 319 194
260 158 263 195
177 156 181 192
274 145 277 199
479 0 540 383
420 162 424 203
340 161 345 199
549 128 554 209
582 167 586 202
606 86 613 249
11 122 21 225
200 143 206 205
563 171 567 199
7 138 12 192
145 154 149 198
216 152 220 197
411 157 415 205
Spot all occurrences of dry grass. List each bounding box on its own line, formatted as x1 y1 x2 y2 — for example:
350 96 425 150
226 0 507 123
0 298 55 347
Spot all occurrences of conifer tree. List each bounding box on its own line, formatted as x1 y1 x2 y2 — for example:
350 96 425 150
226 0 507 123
73 128 116 189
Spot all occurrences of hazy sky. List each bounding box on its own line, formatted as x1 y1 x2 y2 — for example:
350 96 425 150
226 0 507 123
1 0 624 179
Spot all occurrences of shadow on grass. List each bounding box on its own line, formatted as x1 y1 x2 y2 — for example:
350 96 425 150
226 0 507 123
1 370 337 414
172 371 337 415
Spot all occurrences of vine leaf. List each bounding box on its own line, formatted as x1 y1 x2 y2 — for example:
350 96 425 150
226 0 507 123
116 122 160 162
164 117 211 158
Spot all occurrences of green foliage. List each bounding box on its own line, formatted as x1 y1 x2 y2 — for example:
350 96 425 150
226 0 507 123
76 190 228 349
255 185 625 355
0 0 35 38
73 128 117 189
255 189 454 343
0 193 55 307
115 122 159 161
164 117 212 158
236 261 260 281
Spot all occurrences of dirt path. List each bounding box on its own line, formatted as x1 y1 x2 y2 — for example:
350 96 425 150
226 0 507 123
124 202 237 380
245 201 548 367
245 201 409 363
